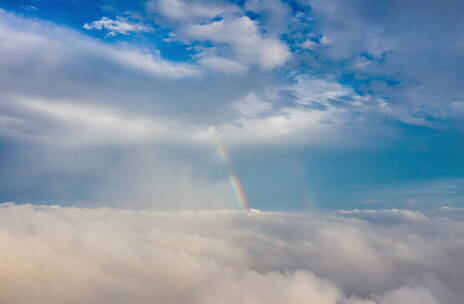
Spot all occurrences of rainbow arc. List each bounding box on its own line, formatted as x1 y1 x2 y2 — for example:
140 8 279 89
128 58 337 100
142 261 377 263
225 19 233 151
214 138 250 210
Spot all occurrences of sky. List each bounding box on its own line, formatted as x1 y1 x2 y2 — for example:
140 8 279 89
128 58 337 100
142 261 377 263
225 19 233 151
1 2 464 303
1 0 464 211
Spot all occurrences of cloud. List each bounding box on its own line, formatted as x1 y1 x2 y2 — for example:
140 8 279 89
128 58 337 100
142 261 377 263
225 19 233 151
0 10 197 82
0 10 384 149
233 93 272 117
74 0 464 129
244 0 291 35
349 178 464 209
0 9 395 209
2 3 464 210
19 4 37 12
216 75 392 147
0 9 406 210
83 16 153 37
185 16 291 69
106 48 198 78
197 50 249 74
145 1 290 70
5 96 175 146
0 203 463 303
299 0 464 127
149 0 238 22
300 39 319 50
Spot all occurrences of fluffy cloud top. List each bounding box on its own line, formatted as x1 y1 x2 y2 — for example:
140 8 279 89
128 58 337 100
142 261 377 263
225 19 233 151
0 203 463 303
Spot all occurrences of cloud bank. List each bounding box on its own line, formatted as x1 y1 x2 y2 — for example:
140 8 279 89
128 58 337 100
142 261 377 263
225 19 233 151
1 203 463 303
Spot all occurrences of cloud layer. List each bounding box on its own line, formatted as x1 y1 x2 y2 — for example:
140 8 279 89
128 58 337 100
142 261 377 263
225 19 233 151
1 203 463 303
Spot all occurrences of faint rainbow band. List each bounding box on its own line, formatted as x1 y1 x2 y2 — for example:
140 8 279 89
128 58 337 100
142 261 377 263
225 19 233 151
214 138 250 210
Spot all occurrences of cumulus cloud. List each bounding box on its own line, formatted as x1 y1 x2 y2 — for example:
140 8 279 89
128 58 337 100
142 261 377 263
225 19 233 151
0 203 463 303
146 0 291 70
185 16 291 69
83 16 153 37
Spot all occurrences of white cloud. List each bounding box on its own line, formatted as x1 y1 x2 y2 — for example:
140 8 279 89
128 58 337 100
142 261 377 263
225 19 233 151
291 75 354 105
186 16 291 69
0 11 386 150
9 96 172 146
301 39 319 50
146 1 290 71
0 11 197 79
0 203 463 303
213 75 389 147
107 48 198 78
19 4 37 12
0 95 233 149
198 53 249 74
300 35 330 50
150 0 238 22
244 0 291 35
233 93 272 117
217 105 341 145
301 0 464 126
83 16 153 37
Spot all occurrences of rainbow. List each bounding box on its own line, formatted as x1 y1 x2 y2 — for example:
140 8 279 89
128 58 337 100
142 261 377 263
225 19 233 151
214 138 250 210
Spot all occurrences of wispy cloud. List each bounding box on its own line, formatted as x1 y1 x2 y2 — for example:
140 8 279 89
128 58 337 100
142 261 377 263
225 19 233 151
83 16 153 37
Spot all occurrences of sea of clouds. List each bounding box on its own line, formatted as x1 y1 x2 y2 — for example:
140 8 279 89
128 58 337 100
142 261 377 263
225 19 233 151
0 203 463 303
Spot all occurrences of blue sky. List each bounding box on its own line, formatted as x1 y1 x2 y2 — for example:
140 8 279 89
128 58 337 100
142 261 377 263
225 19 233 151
0 0 464 210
